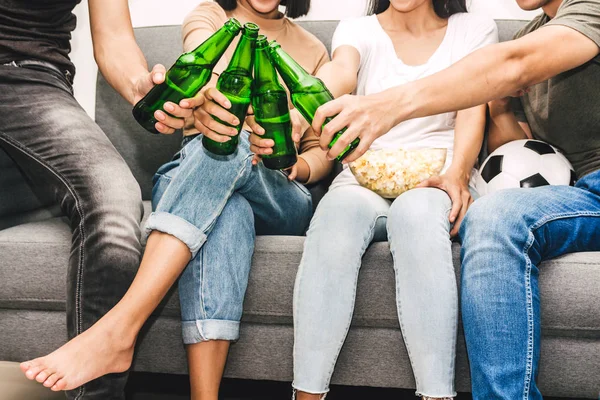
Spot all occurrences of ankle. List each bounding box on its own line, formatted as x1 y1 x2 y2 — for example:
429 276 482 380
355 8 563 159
294 389 326 400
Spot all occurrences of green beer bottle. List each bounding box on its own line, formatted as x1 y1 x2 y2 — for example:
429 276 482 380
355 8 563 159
267 41 360 161
252 35 297 170
202 23 259 155
132 18 242 134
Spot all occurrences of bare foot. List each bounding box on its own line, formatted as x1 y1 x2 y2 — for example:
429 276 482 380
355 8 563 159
19 315 135 392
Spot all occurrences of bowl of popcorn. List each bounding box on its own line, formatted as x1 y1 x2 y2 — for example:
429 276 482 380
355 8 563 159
349 148 447 199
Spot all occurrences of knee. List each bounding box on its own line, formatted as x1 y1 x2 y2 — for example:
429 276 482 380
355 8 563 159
460 189 527 242
388 188 451 235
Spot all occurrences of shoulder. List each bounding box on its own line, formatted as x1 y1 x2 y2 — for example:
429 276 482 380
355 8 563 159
450 12 498 35
183 1 228 27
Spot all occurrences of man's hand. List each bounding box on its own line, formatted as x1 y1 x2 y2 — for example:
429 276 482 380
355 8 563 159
312 94 397 163
417 172 473 237
131 64 194 134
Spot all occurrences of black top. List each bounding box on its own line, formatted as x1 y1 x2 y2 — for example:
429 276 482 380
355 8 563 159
0 0 81 76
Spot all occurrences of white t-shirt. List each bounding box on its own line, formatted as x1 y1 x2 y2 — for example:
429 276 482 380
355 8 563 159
329 12 499 189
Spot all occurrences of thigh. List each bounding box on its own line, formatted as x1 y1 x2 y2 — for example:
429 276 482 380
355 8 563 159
462 176 600 261
306 184 390 247
0 66 141 217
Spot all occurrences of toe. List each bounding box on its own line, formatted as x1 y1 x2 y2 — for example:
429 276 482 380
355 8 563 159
43 373 60 388
25 365 42 380
19 362 30 373
35 370 50 383
52 378 67 392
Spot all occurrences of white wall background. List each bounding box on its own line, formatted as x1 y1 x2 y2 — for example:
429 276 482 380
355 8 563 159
71 0 539 118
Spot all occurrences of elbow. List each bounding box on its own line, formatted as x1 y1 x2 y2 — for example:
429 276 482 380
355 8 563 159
501 44 537 91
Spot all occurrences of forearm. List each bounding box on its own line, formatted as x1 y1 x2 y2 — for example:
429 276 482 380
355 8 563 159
316 58 358 98
447 106 487 179
384 43 526 125
487 100 530 152
89 0 149 105
94 37 149 105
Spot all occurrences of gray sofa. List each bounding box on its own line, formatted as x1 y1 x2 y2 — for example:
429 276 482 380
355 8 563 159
1 19 599 399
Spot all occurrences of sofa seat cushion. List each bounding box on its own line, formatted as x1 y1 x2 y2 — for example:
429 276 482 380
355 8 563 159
1 201 599 338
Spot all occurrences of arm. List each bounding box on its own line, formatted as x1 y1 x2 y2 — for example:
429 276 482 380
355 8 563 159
317 25 600 162
419 105 487 236
487 97 532 153
89 0 191 133
316 46 360 97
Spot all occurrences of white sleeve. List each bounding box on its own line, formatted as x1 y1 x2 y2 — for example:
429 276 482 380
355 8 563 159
331 18 367 60
458 14 499 60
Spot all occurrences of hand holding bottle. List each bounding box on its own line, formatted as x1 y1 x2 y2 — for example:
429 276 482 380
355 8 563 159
187 87 241 142
131 64 194 135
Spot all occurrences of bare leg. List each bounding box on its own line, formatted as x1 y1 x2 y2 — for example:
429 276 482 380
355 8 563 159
187 340 230 400
296 391 324 400
20 231 191 391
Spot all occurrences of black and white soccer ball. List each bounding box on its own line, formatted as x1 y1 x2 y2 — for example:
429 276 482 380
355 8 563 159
475 139 576 196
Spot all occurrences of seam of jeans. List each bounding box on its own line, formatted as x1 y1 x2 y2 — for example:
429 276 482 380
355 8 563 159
0 133 86 399
199 243 208 321
322 213 387 391
520 210 600 400
522 230 535 400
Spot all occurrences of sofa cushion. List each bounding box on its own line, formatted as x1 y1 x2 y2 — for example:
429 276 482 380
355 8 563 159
1 200 598 339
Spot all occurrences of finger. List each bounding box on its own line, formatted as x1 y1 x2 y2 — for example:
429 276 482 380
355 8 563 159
181 92 205 109
151 64 166 84
448 188 462 224
416 176 441 189
155 122 175 135
154 110 185 130
287 164 298 181
194 121 231 143
252 154 261 165
163 101 193 119
197 109 238 136
341 136 372 164
246 115 265 135
325 125 360 161
451 195 470 237
205 87 232 109
249 133 274 148
312 98 346 136
203 101 239 126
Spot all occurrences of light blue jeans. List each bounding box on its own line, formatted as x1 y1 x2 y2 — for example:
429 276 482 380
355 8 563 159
293 184 458 398
459 169 600 400
146 132 313 343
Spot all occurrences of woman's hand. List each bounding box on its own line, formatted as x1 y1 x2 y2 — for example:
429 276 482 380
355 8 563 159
183 87 241 142
417 171 473 237
312 93 398 163
132 64 194 134
245 108 306 181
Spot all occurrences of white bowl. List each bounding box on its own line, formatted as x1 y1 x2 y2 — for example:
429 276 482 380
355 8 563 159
349 148 447 198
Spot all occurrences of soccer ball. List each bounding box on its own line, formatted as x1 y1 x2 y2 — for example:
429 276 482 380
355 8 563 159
475 139 576 196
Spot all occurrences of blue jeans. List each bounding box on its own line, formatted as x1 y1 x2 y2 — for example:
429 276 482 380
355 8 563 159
146 132 313 343
293 185 458 398
459 169 600 400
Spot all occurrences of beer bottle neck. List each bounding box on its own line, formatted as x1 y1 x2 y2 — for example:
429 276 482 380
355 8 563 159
191 19 241 66
268 46 311 91
226 32 255 74
254 46 279 87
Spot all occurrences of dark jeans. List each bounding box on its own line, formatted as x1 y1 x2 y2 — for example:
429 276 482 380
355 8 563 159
0 62 143 399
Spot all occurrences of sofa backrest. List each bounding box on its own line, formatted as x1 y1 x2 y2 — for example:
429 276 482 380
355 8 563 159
0 18 528 225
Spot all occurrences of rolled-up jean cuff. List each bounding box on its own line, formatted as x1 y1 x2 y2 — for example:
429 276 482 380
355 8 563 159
182 319 240 344
291 384 330 397
144 211 206 257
